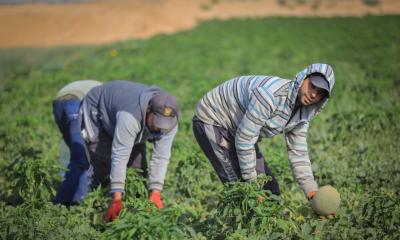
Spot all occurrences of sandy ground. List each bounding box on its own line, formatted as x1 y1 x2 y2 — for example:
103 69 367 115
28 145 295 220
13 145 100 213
0 0 399 48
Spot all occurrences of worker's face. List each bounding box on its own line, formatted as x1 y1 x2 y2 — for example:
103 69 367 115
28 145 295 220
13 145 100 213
297 78 327 106
146 112 161 133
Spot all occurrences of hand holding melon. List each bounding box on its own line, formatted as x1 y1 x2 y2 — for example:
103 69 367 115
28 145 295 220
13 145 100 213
309 185 340 216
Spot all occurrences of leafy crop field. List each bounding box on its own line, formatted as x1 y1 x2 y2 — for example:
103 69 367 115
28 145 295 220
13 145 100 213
0 15 399 239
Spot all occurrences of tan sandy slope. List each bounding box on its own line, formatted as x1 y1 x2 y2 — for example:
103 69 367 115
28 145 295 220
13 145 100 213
0 0 399 48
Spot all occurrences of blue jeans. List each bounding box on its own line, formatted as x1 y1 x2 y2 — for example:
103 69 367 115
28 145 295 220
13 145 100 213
53 99 89 205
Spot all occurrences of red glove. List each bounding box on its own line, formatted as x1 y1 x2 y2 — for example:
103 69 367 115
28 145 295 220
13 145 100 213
149 191 164 209
104 199 123 222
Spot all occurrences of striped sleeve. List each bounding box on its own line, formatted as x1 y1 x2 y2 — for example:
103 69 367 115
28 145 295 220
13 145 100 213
285 122 318 196
235 87 275 180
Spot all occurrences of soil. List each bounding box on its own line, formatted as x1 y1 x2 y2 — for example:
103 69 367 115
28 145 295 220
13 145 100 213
0 0 399 48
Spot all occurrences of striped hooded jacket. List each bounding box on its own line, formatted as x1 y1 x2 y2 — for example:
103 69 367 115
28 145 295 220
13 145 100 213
195 63 335 195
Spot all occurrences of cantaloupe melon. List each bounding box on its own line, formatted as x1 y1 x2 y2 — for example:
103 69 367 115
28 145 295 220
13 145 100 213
311 185 340 216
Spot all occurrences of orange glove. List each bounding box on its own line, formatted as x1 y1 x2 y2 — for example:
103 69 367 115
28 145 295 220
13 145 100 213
307 191 316 201
149 191 164 209
104 199 123 222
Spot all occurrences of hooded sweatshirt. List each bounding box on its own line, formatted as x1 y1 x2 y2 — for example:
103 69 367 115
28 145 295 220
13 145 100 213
195 63 335 195
80 80 178 193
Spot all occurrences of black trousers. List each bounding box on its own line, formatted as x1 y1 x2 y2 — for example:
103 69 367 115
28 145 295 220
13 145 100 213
192 117 280 195
86 130 147 188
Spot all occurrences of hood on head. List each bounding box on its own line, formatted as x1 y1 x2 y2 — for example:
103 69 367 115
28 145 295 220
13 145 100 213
288 63 335 121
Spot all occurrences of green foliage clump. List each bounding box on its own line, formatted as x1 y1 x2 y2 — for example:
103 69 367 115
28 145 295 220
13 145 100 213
1 157 58 206
0 201 102 239
103 202 194 239
209 176 298 239
103 168 198 239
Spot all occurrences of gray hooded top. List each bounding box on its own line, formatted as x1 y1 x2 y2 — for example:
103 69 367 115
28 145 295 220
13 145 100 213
195 63 335 195
81 80 178 193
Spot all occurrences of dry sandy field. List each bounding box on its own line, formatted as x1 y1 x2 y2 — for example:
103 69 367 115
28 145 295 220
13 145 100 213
0 0 399 48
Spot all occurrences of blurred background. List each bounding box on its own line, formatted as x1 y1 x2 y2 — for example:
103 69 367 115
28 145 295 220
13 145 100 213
0 0 399 48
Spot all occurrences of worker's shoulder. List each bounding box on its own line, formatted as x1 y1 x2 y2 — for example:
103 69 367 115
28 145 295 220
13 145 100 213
253 77 290 101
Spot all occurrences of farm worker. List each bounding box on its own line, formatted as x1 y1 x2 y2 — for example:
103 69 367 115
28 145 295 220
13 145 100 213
80 80 179 221
192 63 335 211
52 80 102 205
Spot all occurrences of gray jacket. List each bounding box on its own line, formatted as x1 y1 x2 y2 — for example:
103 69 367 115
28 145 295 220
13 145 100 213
80 80 178 192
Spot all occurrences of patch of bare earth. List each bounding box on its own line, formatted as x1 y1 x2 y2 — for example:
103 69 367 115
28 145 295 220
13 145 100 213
0 0 399 48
